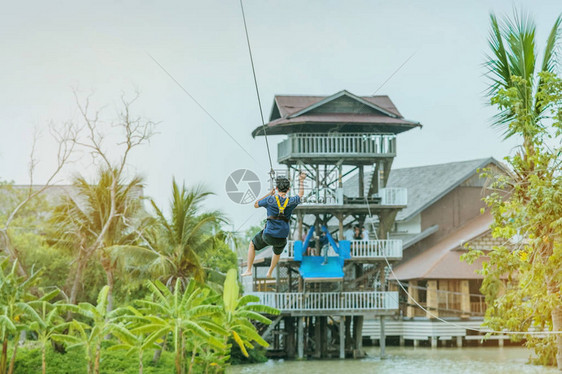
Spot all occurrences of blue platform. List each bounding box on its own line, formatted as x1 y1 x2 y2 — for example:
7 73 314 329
293 225 349 281
299 256 344 280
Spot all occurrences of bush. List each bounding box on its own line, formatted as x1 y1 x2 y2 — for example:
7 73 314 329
13 345 176 374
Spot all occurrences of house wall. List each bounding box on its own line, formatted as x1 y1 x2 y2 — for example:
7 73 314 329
400 184 486 263
420 185 485 248
395 213 421 234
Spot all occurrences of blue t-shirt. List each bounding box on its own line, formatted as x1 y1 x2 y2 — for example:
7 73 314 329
258 194 301 238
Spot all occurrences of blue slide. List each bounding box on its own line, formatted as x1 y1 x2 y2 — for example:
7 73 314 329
293 226 350 281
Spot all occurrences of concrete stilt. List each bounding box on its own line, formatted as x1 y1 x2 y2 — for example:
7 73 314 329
456 336 462 347
339 317 345 359
498 337 504 347
297 317 304 359
413 339 419 347
430 337 437 348
379 316 386 359
399 335 405 347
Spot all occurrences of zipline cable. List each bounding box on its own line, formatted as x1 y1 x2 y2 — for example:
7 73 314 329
239 0 276 180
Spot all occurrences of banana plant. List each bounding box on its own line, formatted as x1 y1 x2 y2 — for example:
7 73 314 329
134 279 225 374
219 269 279 358
0 259 42 374
27 294 70 374
53 285 115 374
107 305 162 374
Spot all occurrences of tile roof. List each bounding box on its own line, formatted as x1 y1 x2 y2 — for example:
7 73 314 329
390 213 493 280
252 90 421 137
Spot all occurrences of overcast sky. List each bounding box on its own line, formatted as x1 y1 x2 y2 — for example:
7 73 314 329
1 0 560 232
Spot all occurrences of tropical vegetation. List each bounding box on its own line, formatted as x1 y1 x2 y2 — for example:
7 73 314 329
464 10 562 368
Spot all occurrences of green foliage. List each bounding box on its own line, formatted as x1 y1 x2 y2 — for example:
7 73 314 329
13 344 176 374
464 10 562 367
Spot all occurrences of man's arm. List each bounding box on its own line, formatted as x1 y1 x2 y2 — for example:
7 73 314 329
254 188 275 208
298 172 306 198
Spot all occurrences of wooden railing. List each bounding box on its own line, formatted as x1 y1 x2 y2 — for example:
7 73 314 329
403 284 487 317
278 133 396 162
350 240 402 259
249 291 399 312
376 187 408 205
281 240 402 260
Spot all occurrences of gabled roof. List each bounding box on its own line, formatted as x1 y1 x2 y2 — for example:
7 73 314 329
390 213 493 280
344 157 509 222
252 90 421 137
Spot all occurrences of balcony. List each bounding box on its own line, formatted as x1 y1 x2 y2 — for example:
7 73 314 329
278 133 396 164
281 239 402 261
249 291 399 314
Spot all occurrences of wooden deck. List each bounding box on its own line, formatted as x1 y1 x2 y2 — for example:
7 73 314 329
249 291 399 316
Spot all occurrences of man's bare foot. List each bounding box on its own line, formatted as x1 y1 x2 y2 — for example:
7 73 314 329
241 271 252 277
265 272 273 279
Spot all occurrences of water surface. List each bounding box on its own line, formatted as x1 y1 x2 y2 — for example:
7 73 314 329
230 346 558 374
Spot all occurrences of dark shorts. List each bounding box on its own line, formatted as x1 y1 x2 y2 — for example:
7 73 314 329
251 230 287 256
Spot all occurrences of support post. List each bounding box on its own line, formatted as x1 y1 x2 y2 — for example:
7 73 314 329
314 317 321 358
426 280 439 318
456 336 462 347
413 339 419 347
430 336 437 348
399 335 405 347
285 317 295 358
297 317 304 359
320 317 328 358
407 280 419 318
339 316 345 359
460 280 471 319
358 165 364 198
353 316 364 358
379 316 386 359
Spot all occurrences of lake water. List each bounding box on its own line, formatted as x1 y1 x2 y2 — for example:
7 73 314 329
229 346 559 374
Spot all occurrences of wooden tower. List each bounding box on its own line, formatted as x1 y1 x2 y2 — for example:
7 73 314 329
244 90 420 359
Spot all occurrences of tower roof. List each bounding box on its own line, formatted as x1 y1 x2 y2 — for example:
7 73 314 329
251 90 421 137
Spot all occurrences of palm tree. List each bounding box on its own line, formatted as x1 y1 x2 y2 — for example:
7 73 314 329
485 11 561 144
142 180 226 286
49 167 145 309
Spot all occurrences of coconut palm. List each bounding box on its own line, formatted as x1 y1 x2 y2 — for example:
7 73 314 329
141 180 226 286
49 167 145 308
485 11 561 142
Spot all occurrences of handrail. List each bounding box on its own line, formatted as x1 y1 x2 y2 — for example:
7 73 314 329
249 291 399 312
282 240 402 260
278 133 396 161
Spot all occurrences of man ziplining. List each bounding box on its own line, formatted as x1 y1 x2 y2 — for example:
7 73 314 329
242 171 306 278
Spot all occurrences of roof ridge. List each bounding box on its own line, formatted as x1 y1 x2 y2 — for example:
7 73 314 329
391 157 494 171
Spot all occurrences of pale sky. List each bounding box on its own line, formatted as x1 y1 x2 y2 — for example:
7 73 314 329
1 0 560 232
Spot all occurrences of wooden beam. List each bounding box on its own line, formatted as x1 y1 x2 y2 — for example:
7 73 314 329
358 165 364 198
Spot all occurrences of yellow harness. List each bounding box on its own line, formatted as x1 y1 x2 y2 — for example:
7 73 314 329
267 194 290 222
